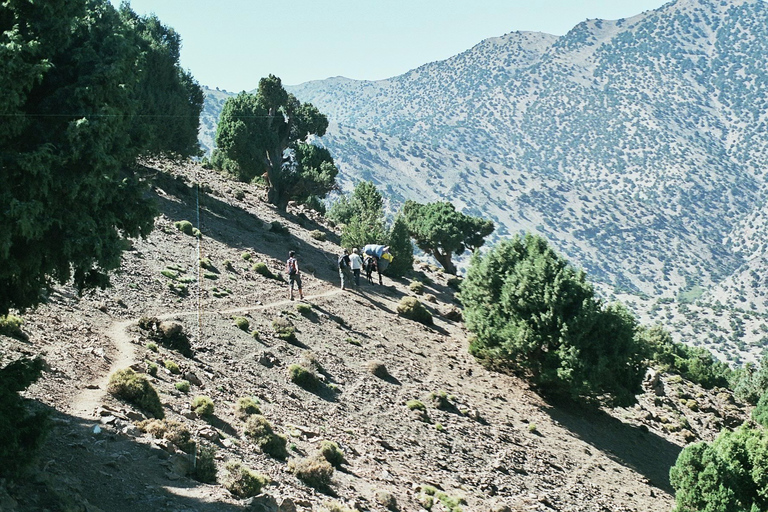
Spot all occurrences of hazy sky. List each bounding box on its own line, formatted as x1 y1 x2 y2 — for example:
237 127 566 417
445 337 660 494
112 0 671 92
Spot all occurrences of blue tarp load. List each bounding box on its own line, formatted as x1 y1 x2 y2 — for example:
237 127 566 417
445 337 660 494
362 244 393 271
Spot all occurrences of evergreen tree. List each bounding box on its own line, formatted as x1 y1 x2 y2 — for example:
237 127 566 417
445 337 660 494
402 200 494 275
329 181 387 250
385 215 414 277
461 233 646 405
212 75 336 209
0 0 203 314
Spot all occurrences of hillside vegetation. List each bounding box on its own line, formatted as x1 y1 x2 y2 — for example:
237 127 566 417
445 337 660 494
0 161 753 511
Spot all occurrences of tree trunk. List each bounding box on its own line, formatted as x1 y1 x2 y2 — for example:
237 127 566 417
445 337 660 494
433 248 457 275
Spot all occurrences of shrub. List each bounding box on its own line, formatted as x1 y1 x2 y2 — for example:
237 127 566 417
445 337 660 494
288 364 321 391
670 425 768 512
235 397 261 419
146 341 158 352
289 454 334 490
310 230 326 241
0 314 25 339
409 280 425 294
396 297 433 326
175 380 190 393
320 501 360 512
243 415 288 459
223 259 235 272
319 440 346 468
164 360 181 375
446 276 462 290
269 221 288 235
296 303 312 316
367 360 390 379
221 460 270 498
192 443 217 483
0 357 50 479
107 368 164 418
147 362 158 377
138 317 193 357
138 419 194 453
272 317 297 342
462 234 646 406
253 262 277 279
241 251 252 261
199 257 215 271
406 399 426 411
175 220 194 236
191 395 215 417
233 316 249 331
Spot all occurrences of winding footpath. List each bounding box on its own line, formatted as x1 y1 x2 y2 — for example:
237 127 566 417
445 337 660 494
68 287 342 419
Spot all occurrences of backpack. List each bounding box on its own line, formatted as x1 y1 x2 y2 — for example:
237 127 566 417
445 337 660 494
286 258 297 276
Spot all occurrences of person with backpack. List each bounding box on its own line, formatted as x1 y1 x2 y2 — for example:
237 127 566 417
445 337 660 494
338 249 352 290
349 248 363 288
286 251 304 300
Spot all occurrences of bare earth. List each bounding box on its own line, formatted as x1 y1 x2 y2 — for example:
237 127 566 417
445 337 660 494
0 161 749 512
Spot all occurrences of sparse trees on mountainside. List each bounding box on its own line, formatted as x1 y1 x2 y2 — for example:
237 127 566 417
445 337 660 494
0 0 203 315
401 201 494 275
329 181 387 251
461 233 647 406
385 215 414 277
212 75 336 209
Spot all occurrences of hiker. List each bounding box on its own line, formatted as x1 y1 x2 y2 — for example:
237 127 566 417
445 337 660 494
338 249 353 290
362 244 393 286
286 251 304 300
349 248 363 288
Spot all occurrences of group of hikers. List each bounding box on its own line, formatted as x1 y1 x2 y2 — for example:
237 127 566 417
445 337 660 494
285 244 393 300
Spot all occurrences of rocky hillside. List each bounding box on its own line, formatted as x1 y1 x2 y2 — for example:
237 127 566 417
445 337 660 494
2 160 751 511
198 0 768 365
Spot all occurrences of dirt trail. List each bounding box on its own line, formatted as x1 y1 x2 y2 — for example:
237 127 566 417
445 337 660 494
67 288 342 419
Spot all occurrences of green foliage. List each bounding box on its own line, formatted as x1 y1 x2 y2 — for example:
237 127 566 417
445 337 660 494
164 359 181 374
175 380 190 393
402 200 494 275
310 230 327 241
0 0 201 313
289 454 334 490
0 314 25 339
296 303 312 316
213 75 336 209
221 460 270 498
406 399 426 411
641 324 732 389
396 297 433 326
461 234 646 406
107 368 164 418
409 280 425 294
235 397 261 419
175 220 195 236
138 419 194 453
147 362 158 377
192 444 217 483
243 415 288 459
253 262 278 280
0 358 50 479
137 317 193 357
233 316 250 331
330 181 387 250
191 395 215 417
733 353 768 405
288 364 321 391
272 317 297 342
670 425 768 512
319 440 346 468
385 214 414 277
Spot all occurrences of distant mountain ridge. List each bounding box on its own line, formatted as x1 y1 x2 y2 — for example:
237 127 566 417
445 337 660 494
199 0 768 364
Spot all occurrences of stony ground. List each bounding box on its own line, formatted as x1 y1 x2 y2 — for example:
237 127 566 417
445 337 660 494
0 160 750 512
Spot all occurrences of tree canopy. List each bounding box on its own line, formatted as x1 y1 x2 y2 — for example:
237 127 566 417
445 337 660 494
328 181 387 251
670 425 768 512
212 75 336 209
461 233 647 406
401 200 494 275
0 0 203 314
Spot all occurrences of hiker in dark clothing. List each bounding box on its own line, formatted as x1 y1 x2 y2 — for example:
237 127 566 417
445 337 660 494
286 251 304 300
338 249 353 290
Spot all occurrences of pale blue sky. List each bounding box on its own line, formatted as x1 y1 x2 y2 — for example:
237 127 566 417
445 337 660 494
112 0 670 92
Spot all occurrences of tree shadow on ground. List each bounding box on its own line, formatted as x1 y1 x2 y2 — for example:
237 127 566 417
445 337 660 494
12 404 253 512
542 399 681 493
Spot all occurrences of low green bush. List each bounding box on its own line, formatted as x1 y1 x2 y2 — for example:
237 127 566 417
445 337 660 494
310 230 326 241
164 360 181 375
289 454 334 490
235 397 261 419
233 316 250 331
192 443 217 483
243 415 288 459
269 221 288 235
319 440 346 468
288 364 321 391
0 314 25 339
175 220 194 235
221 460 270 498
107 368 164 418
191 395 215 417
396 297 433 325
296 303 312 316
175 380 190 393
138 419 194 453
409 280 425 294
272 317 297 342
253 262 277 280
